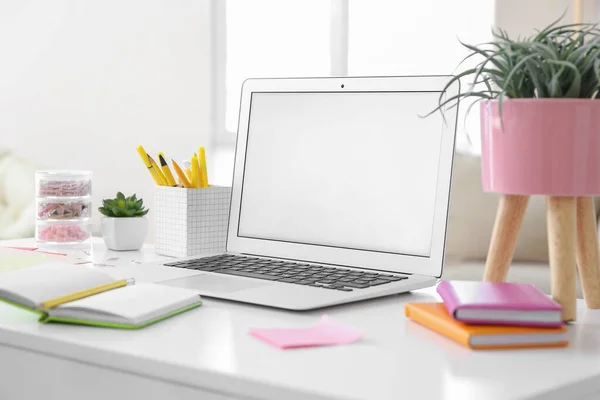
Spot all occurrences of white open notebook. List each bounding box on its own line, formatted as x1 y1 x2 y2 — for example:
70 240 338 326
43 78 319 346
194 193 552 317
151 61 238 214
0 263 202 328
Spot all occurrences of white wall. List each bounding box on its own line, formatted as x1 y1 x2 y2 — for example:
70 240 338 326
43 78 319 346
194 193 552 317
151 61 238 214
495 0 597 35
0 0 212 240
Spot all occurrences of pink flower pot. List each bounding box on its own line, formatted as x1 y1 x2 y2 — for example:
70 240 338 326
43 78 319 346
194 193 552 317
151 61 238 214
480 99 600 195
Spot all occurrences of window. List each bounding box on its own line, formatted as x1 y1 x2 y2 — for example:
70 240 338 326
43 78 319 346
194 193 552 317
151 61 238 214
225 0 331 134
213 0 495 149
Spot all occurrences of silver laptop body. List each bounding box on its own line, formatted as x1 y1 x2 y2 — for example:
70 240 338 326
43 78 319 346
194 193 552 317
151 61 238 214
154 76 459 310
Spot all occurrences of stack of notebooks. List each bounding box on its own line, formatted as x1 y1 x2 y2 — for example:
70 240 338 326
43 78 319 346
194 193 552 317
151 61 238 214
0 263 202 329
405 281 568 350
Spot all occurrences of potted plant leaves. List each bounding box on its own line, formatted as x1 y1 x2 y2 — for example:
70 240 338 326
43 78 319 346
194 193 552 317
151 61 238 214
99 192 149 251
435 19 600 321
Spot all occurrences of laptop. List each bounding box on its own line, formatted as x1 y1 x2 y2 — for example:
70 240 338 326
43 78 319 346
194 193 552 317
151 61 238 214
154 76 459 310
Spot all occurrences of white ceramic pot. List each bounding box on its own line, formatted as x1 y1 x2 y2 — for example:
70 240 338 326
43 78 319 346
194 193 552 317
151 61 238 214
101 217 148 251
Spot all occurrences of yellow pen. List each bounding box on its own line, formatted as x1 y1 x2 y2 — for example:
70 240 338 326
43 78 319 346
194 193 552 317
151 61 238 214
198 147 209 188
41 278 135 309
172 159 193 188
136 145 163 185
158 153 177 186
148 155 168 186
191 153 200 188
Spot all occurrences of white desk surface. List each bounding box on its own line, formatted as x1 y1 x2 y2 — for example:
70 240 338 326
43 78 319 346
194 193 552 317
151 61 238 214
1 238 600 400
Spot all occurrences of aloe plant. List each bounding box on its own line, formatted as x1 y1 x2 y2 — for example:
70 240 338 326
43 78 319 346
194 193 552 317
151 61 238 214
433 17 600 116
98 192 149 218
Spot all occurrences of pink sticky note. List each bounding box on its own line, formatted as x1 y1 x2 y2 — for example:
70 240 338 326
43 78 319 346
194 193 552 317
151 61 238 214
5 246 37 251
249 315 362 349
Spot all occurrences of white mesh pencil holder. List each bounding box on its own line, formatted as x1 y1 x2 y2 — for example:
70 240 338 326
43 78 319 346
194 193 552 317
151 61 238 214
155 186 231 257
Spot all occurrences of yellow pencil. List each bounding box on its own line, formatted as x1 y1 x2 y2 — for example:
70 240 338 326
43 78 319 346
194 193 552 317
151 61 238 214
41 278 135 309
158 153 177 186
198 147 209 188
184 168 193 182
136 145 163 185
191 153 200 188
182 160 193 182
172 159 193 188
148 155 167 186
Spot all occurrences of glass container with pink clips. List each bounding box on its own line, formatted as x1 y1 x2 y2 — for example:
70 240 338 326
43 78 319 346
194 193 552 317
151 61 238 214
35 170 92 245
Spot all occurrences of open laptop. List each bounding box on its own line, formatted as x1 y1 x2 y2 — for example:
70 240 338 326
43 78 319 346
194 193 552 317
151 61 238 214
155 76 459 310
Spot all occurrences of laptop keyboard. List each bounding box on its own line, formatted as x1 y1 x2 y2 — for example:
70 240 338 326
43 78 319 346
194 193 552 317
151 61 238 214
164 254 408 292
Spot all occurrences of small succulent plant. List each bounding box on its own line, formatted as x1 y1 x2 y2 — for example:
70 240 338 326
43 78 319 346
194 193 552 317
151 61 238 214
98 192 149 218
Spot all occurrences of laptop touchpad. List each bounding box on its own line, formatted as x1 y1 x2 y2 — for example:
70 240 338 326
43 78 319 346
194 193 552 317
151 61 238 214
161 273 270 294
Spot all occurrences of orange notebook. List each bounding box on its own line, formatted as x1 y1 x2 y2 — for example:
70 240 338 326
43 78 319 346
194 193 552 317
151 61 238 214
405 302 568 350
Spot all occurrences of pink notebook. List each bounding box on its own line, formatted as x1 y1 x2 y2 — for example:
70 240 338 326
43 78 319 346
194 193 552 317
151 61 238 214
437 281 563 327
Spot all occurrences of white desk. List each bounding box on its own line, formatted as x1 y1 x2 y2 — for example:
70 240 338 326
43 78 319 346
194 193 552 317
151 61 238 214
1 238 600 400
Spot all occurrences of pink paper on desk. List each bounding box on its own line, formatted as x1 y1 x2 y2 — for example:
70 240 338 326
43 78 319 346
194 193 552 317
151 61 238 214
249 315 362 349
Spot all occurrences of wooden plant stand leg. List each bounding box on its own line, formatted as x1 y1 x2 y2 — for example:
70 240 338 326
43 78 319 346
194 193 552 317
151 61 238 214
547 196 577 322
483 195 530 282
575 196 600 308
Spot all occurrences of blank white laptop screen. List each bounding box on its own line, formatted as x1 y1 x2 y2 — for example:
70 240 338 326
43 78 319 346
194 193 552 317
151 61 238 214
238 91 444 257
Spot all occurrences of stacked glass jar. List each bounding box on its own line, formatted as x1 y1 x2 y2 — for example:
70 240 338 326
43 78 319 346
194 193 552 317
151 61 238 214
35 170 92 246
